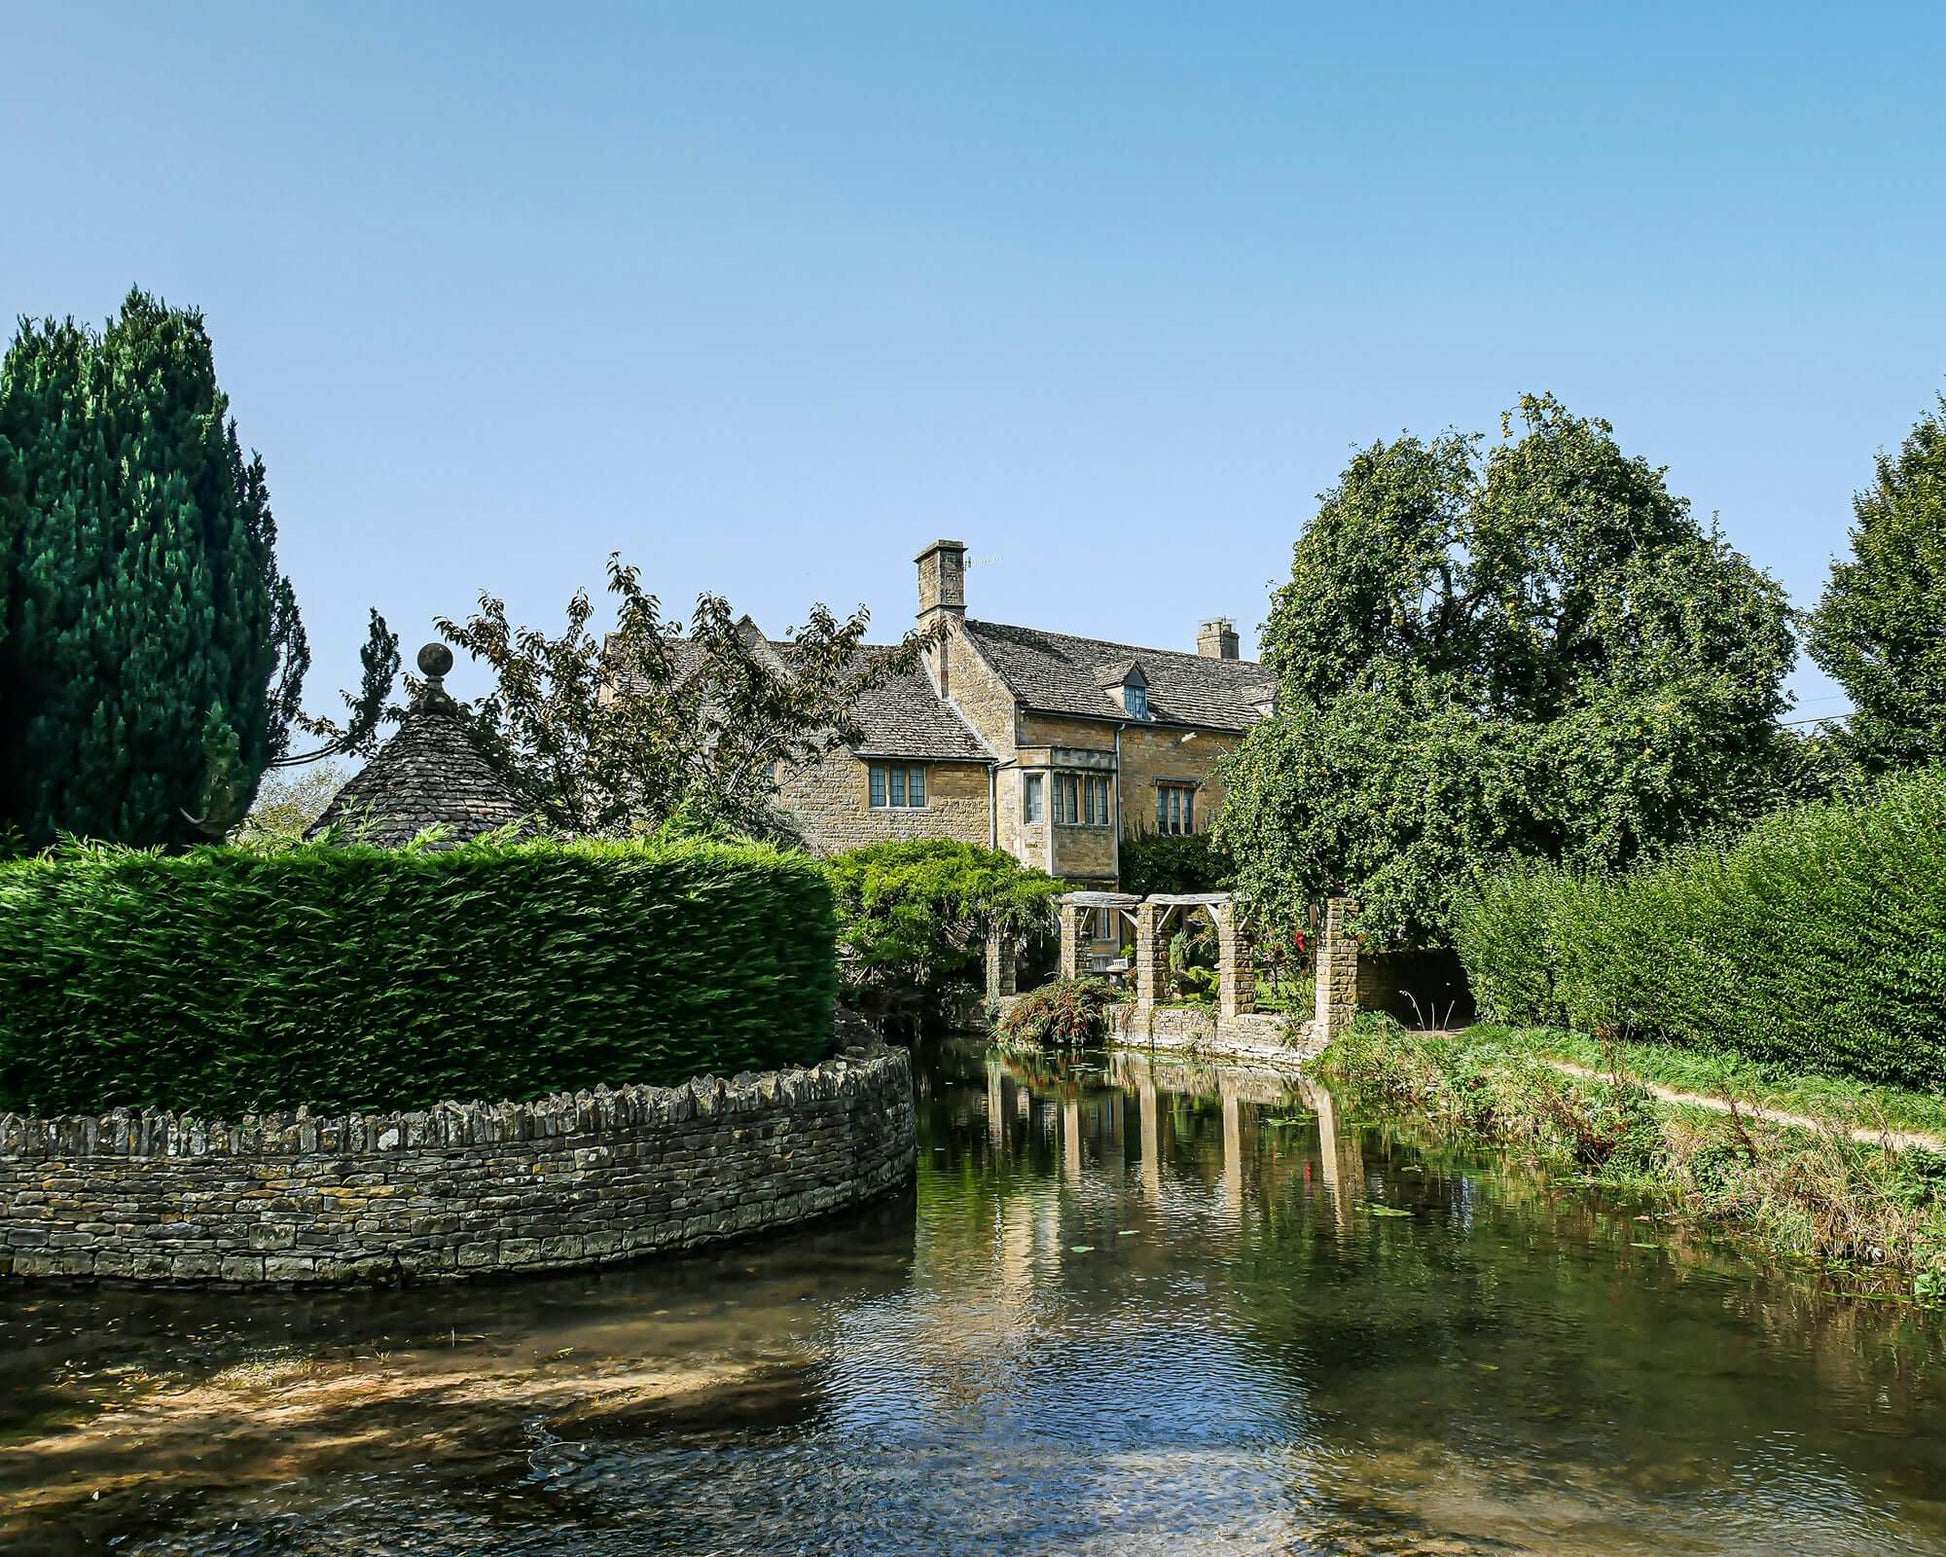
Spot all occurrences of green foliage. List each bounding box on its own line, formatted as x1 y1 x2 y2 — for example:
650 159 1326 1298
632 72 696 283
0 291 395 848
1117 828 1234 895
1807 395 1946 775
1454 769 1946 1091
439 556 930 842
1216 395 1795 946
1464 1024 1946 1144
235 761 349 845
0 836 836 1117
994 977 1121 1048
1319 1017 1946 1299
825 839 1063 1028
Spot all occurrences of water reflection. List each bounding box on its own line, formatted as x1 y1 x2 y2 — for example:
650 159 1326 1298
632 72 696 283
2 1039 1944 1554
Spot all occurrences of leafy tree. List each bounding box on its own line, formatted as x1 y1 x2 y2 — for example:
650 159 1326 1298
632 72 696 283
0 291 394 848
1806 395 1946 774
236 761 349 845
1118 829 1233 895
1217 394 1795 946
439 555 930 841
824 839 1064 1030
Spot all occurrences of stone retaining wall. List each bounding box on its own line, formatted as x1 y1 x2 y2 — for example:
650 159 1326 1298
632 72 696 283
1111 1004 1323 1066
0 1048 915 1285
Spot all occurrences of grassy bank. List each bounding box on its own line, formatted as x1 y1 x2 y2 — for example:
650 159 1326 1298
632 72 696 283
1317 1019 1946 1303
1468 1025 1946 1143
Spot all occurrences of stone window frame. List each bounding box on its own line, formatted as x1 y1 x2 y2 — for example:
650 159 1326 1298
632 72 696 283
1156 782 1195 835
1052 772 1113 829
1023 773 1045 823
868 762 929 809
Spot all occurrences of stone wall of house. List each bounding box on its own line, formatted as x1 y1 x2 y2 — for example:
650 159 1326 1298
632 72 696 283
1114 722 1241 841
0 1049 915 1286
778 753 990 854
938 620 1021 762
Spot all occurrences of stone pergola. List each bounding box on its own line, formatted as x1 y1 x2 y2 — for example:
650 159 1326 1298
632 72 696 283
987 891 1367 1045
1054 890 1258 1021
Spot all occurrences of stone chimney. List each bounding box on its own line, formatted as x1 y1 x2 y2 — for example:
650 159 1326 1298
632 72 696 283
1197 617 1240 660
917 539 968 695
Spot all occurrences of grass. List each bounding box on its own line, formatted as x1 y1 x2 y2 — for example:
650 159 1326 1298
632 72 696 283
1318 1017 1946 1304
1469 1025 1946 1142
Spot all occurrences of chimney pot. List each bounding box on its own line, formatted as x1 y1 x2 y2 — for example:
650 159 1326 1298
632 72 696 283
1197 617 1240 660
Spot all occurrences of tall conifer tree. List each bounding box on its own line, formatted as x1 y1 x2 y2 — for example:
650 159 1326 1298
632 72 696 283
0 290 390 847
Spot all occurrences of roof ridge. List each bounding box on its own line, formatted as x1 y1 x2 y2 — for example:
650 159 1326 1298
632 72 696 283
965 617 1263 670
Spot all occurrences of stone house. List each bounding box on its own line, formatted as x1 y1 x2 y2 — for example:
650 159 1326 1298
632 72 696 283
778 539 1274 887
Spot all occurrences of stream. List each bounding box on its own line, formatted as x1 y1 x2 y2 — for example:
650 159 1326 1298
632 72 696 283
2 1037 1943 1554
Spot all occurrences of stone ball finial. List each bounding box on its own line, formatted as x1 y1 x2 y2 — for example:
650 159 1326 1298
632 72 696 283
417 642 455 679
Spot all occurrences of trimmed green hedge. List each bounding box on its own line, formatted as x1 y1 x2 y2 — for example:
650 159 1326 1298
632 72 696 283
1453 769 1946 1090
0 837 837 1117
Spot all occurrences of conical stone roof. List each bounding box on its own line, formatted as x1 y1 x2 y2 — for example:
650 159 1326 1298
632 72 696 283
308 645 533 848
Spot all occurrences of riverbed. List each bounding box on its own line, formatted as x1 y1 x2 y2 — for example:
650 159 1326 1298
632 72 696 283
3 1038 1943 1554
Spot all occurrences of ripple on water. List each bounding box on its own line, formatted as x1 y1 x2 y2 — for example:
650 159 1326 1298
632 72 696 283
4 1039 1946 1555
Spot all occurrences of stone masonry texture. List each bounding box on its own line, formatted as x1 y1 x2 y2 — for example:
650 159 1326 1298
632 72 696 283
0 1049 915 1286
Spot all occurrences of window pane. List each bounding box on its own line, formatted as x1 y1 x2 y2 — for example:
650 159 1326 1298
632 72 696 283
1025 774 1044 822
889 767 906 807
1183 789 1194 833
908 766 926 807
870 765 886 808
1156 788 1167 831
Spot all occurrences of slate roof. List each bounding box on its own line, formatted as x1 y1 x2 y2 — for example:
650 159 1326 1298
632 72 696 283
962 620 1273 732
611 631 991 763
846 649 992 761
308 707 533 848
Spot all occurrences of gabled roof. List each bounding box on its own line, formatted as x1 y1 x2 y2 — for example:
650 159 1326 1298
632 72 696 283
613 631 991 764
309 708 532 848
963 620 1271 732
846 648 993 761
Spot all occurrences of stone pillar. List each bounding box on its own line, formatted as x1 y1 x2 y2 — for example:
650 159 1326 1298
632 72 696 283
985 927 1017 1000
1313 897 1361 1039
1133 901 1167 1008
1058 902 1086 981
1216 906 1256 1021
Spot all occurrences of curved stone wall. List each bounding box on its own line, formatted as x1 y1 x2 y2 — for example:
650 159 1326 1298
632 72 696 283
0 1048 914 1285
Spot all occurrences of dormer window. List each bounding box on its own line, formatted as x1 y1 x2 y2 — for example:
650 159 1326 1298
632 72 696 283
1097 659 1151 720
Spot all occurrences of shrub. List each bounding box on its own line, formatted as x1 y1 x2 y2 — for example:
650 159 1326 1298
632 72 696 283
825 839 1063 1032
994 978 1121 1047
1453 769 1946 1090
1118 829 1234 896
0 835 837 1117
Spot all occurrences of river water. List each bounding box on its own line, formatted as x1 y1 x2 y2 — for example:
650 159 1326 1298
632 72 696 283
3 1039 1944 1554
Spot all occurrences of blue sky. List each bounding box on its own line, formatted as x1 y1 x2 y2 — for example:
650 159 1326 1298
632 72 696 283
6 3 1943 717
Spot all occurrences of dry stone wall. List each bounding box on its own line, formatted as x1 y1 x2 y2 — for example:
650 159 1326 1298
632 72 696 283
0 1048 914 1286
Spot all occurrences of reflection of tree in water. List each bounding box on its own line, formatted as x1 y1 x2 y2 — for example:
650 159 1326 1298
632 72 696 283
7 1041 1946 1555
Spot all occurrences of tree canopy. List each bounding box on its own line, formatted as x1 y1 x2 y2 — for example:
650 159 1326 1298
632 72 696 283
825 839 1064 1030
439 555 929 842
0 291 393 848
1215 394 1796 946
1806 395 1946 775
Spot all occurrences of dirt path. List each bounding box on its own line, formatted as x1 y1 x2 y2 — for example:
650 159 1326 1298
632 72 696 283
1544 1059 1946 1156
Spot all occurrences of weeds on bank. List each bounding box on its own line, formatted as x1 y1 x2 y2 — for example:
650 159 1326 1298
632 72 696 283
1316 1018 1946 1303
1473 1024 1946 1143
